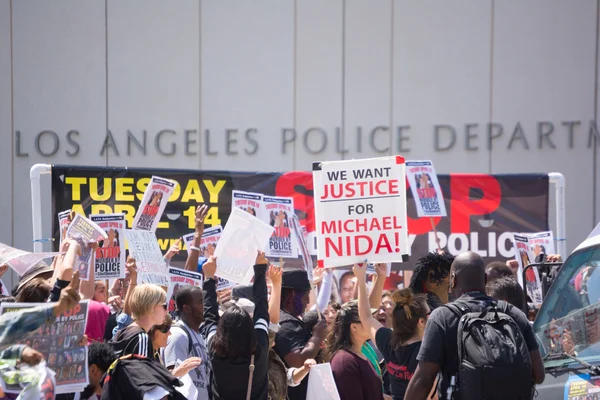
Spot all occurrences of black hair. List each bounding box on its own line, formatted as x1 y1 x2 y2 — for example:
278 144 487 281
325 302 362 361
175 285 203 312
211 306 256 359
16 278 52 303
409 252 454 294
303 310 323 332
486 277 526 312
88 343 116 372
485 261 515 283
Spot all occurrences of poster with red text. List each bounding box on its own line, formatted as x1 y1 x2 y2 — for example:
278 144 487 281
312 156 409 267
262 195 298 259
405 160 447 217
513 233 542 305
232 190 263 219
132 176 178 232
66 214 108 281
58 209 72 244
168 267 203 313
90 213 126 279
525 231 555 259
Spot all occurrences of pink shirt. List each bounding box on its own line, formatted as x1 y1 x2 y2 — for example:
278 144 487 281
85 300 111 343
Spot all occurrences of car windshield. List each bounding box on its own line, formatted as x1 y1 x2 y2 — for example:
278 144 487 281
534 243 600 366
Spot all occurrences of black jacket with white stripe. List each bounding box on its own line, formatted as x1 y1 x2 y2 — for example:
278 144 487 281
110 324 154 359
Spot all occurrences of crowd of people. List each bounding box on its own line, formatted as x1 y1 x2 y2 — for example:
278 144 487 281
0 204 556 400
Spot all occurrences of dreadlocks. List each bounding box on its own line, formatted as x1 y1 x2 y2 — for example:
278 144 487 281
409 252 455 293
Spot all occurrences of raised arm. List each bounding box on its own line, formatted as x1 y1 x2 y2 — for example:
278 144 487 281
79 243 98 300
185 205 208 272
253 252 269 340
200 256 219 344
314 268 333 313
163 238 181 268
268 264 283 324
369 263 387 309
122 256 137 316
354 263 384 343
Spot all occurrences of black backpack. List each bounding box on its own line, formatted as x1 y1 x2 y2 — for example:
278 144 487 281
445 300 533 400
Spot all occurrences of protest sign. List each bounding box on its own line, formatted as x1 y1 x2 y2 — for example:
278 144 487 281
366 262 392 276
66 214 108 281
132 176 178 232
406 160 447 217
232 190 263 218
0 243 59 276
214 207 274 285
512 233 542 305
312 156 409 267
0 301 90 394
125 230 169 287
526 231 555 258
168 267 203 313
58 209 72 244
90 213 126 279
262 195 298 259
183 226 234 290
306 363 341 400
291 214 314 282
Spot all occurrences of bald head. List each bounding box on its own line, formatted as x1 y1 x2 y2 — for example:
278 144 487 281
450 252 486 296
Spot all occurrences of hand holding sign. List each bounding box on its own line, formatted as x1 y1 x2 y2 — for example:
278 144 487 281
203 256 217 279
21 347 44 366
126 256 138 284
165 238 182 260
195 205 209 232
53 271 81 317
256 251 268 265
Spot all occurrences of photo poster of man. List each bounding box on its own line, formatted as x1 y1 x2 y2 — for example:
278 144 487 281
512 233 543 305
0 301 90 394
232 190 263 218
132 176 178 232
525 231 555 261
405 160 447 218
291 214 314 282
65 214 108 281
89 213 126 279
262 195 298 259
168 268 203 313
58 209 72 244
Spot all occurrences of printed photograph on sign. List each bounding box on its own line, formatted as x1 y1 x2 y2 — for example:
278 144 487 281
66 214 108 281
183 226 233 289
524 231 555 260
262 195 298 259
132 176 178 232
405 160 447 218
232 190 263 218
512 234 543 305
312 156 409 267
90 213 126 279
58 209 72 244
291 214 314 282
125 229 169 287
168 267 203 313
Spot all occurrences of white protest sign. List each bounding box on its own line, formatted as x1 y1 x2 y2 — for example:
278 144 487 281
183 226 234 289
168 267 203 313
262 195 298 259
213 207 274 285
365 262 392 277
125 230 169 287
526 231 555 257
232 190 263 218
66 214 108 281
312 156 409 267
132 176 178 232
58 209 72 244
0 243 60 276
406 160 447 217
512 233 542 305
90 213 126 279
291 214 314 283
306 363 341 400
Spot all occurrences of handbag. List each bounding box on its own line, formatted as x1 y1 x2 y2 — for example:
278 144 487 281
246 354 256 400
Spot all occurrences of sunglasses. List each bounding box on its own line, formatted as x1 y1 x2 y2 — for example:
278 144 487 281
162 303 168 311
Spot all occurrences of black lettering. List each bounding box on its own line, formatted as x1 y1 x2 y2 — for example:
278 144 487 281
537 121 555 149
281 128 296 154
356 126 362 153
486 123 503 150
35 130 59 157
507 122 529 150
303 127 328 154
204 129 218 155
66 130 80 157
369 126 390 153
588 120 600 148
155 129 176 156
225 128 238 155
465 123 478 151
336 127 348 155
396 125 410 152
15 131 29 157
184 129 198 156
434 125 456 151
127 130 147 156
101 130 120 156
244 128 259 155
562 120 580 149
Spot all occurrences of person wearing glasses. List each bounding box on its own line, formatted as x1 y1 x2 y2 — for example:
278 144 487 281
354 264 431 400
110 283 168 358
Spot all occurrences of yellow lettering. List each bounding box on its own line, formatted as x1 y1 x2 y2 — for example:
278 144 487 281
71 204 85 217
158 220 170 229
66 177 87 201
91 204 113 215
90 178 112 201
157 238 171 251
204 207 221 226
115 178 135 201
204 180 226 203
168 184 180 202
181 180 204 203
114 204 136 228
136 178 151 201
183 206 196 229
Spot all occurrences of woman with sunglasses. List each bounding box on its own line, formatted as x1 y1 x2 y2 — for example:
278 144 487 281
111 283 168 358
354 264 431 400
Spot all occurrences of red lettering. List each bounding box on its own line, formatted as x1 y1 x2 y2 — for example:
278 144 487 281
325 237 343 257
406 176 442 235
450 174 501 234
275 172 314 231
355 235 372 256
375 233 393 254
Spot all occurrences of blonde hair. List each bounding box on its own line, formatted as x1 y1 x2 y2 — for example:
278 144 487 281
129 284 166 319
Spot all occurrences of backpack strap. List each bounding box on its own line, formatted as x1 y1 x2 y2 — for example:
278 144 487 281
246 353 255 400
173 322 195 357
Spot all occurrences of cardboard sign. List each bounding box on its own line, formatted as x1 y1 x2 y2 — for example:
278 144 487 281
66 214 108 281
512 233 542 305
262 195 298 259
125 230 169 287
312 156 409 267
168 267 203 313
406 160 447 217
0 243 59 276
232 190 263 218
0 301 90 394
58 209 72 244
132 176 178 232
90 213 126 279
291 214 314 283
213 207 274 285
306 363 341 400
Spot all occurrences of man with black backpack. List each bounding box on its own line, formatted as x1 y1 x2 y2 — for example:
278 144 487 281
405 252 545 400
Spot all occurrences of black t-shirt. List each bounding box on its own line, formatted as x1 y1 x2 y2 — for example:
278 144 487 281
375 328 420 400
110 324 154 359
274 310 311 400
416 291 539 397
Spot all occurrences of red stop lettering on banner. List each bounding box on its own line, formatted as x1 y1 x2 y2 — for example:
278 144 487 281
450 174 501 233
275 171 315 231
405 176 442 235
63 303 81 317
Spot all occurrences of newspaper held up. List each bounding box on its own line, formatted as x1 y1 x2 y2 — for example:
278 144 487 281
65 214 108 281
512 233 543 305
168 268 203 313
232 190 263 219
125 230 169 287
132 176 178 232
262 195 298 259
0 243 60 277
90 213 126 279
405 160 447 218
58 209 72 244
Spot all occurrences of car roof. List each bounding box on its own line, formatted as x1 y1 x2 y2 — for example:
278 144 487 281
573 234 600 253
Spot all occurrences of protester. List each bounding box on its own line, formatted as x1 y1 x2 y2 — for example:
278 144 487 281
15 278 52 303
111 257 137 339
405 252 545 400
326 301 384 400
274 269 327 400
148 314 172 362
210 251 270 399
339 271 356 304
486 276 526 312
11 262 54 298
110 283 167 358
85 282 112 343
408 252 454 310
485 261 514 282
323 301 341 326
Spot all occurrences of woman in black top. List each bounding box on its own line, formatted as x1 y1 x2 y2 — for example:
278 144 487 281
354 264 431 400
210 252 270 400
